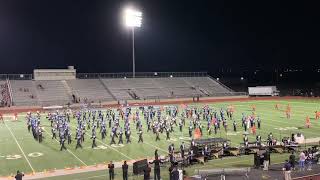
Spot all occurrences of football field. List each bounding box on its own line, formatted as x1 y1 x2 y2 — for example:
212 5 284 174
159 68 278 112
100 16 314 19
1 98 320 179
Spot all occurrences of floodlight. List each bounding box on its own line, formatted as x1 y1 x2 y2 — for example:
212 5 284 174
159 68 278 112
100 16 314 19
124 8 142 27
123 7 142 78
216 78 220 81
240 77 244 80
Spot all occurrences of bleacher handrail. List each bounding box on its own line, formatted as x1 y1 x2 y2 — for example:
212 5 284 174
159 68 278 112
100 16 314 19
76 72 208 79
0 72 208 80
0 74 33 80
207 75 235 92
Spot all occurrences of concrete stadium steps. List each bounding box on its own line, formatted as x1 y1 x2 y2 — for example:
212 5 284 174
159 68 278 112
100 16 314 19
101 78 156 89
7 76 236 106
133 88 170 99
108 89 133 101
101 77 234 99
33 80 72 106
152 77 189 88
67 79 114 103
101 78 160 100
165 87 200 97
10 80 38 106
67 79 115 102
183 77 233 95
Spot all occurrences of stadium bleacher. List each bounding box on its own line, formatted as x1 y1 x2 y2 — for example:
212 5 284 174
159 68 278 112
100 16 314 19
4 73 238 106
67 79 115 103
33 80 72 106
10 80 38 106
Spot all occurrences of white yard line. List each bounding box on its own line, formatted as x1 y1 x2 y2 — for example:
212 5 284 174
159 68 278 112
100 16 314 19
4 122 35 173
69 124 134 160
42 128 88 166
130 135 168 153
66 149 88 166
88 135 134 160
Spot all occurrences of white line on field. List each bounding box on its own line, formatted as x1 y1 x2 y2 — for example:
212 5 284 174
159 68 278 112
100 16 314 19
130 135 168 153
69 124 134 160
42 128 88 166
4 122 35 173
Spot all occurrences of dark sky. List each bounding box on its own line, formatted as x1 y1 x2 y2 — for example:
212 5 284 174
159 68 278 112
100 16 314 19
0 0 319 74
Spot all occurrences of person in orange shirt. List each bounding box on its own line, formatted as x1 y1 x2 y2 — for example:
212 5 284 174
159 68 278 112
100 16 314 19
251 105 256 111
251 125 256 135
286 110 291 119
194 128 201 139
14 112 18 121
286 104 291 113
0 113 3 123
275 103 280 110
315 111 320 120
305 116 311 128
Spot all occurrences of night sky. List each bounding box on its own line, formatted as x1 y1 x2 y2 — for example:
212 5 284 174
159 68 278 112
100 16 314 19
0 0 319 74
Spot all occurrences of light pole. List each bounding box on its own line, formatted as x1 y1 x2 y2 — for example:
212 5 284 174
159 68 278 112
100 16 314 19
124 8 142 78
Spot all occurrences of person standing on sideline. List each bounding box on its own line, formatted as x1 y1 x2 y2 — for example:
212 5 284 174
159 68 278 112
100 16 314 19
299 151 306 171
122 161 128 180
143 164 151 180
14 170 24 180
283 160 292 180
263 150 270 170
108 161 115 180
149 156 162 180
289 152 296 170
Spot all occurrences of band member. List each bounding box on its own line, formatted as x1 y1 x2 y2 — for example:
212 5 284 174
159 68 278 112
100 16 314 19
268 133 273 146
256 135 261 146
168 143 174 154
155 129 160 141
180 142 185 158
233 121 237 132
257 116 261 129
118 128 123 144
91 135 97 148
138 128 143 143
188 149 194 165
60 137 67 151
203 144 210 162
75 134 82 149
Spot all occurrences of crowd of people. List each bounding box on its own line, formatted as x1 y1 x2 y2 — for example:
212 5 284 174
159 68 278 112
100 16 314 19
0 83 10 107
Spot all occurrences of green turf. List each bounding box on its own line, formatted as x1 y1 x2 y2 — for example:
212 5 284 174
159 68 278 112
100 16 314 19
1 99 320 179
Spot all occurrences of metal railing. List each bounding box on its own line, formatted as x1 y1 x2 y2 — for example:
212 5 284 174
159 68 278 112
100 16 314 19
77 72 208 79
0 72 208 80
139 92 247 101
0 74 33 80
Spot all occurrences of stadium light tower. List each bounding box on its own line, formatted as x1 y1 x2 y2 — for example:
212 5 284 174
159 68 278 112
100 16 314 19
124 7 142 78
